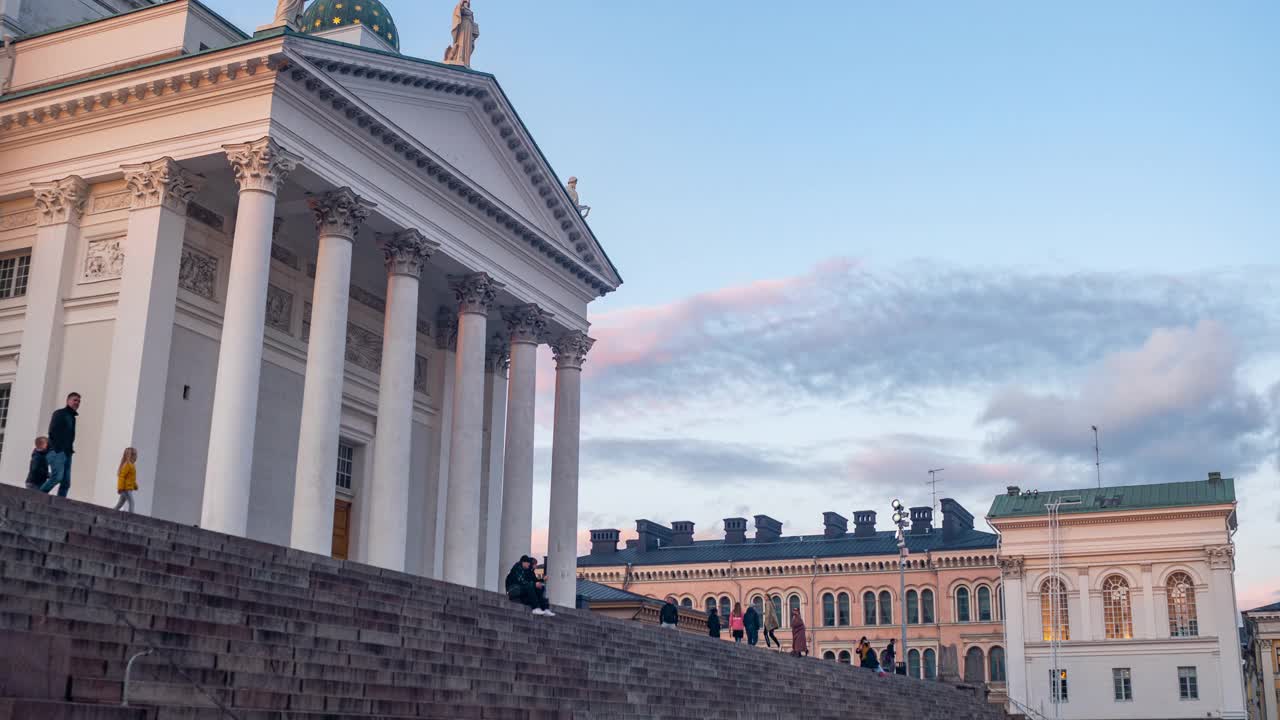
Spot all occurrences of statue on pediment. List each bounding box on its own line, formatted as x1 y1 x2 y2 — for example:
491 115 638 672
273 0 305 28
444 0 480 68
566 177 591 219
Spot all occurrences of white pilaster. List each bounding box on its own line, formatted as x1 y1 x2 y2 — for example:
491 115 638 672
1140 564 1156 638
366 230 437 571
1260 639 1276 720
1076 568 1093 641
498 305 545 578
478 335 508 591
93 159 202 513
442 273 498 587
1208 545 1247 719
545 331 593 608
288 188 374 556
0 176 86 488
999 558 1028 714
426 308 457 579
201 137 299 537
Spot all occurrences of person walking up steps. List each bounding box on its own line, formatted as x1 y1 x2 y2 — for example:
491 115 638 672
790 608 808 657
24 436 49 490
729 602 745 644
707 605 721 638
743 602 761 646
762 601 781 649
113 447 138 512
38 393 79 497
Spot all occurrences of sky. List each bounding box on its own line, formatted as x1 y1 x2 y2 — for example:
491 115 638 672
210 1 1278 609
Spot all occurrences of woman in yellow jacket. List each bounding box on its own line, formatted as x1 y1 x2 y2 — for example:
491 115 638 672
113 447 138 513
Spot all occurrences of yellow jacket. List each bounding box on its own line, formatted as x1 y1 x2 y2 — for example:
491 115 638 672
117 462 138 492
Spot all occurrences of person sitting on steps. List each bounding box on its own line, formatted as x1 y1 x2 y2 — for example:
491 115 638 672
505 555 555 617
659 596 679 629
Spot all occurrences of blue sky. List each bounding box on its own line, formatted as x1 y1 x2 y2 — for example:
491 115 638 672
210 1 1278 606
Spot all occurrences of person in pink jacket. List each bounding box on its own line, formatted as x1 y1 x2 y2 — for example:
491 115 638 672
729 602 746 644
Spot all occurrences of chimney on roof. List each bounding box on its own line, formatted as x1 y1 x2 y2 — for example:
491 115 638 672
635 520 672 553
624 539 637 549
1208 471 1223 484
724 517 748 545
909 507 933 535
940 499 974 541
670 521 695 547
823 512 848 539
1006 485 1021 497
853 510 877 538
590 529 620 555
754 515 783 543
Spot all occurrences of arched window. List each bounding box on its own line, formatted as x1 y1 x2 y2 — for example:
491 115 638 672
1040 578 1070 641
956 586 971 623
822 593 836 627
963 647 985 683
908 649 921 678
977 586 993 622
837 650 851 664
907 590 920 624
822 650 836 661
923 648 937 680
705 597 716 614
771 594 783 629
1167 572 1199 637
837 592 851 626
719 596 732 621
788 593 801 625
879 590 893 625
681 597 693 609
1103 575 1133 639
997 585 1004 620
921 589 935 624
989 646 1006 683
752 595 765 616
863 591 877 625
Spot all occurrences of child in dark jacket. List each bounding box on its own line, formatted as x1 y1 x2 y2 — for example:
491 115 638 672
24 437 49 490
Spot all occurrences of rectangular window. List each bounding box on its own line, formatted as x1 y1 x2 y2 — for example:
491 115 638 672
1178 667 1198 700
1049 668 1068 703
0 253 32 300
0 383 10 457
1112 668 1132 701
335 442 354 491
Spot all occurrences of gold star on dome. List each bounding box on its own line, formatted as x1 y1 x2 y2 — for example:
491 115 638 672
331 16 342 24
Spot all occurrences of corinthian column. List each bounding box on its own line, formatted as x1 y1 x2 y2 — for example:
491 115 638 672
201 137 300 537
545 331 593 607
442 272 498 587
478 334 509 590
425 308 458 578
94 159 203 513
289 188 375 555
366 230 437 571
498 304 546 576
0 176 87 489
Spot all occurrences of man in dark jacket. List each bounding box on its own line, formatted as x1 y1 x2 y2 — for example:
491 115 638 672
39 393 80 497
505 556 553 616
881 639 897 674
659 596 679 629
743 604 762 646
707 607 721 638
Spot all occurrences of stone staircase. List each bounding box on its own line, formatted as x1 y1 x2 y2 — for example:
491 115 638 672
0 484 1006 719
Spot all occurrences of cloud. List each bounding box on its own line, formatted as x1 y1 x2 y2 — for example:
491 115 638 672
576 436 844 487
980 321 1276 481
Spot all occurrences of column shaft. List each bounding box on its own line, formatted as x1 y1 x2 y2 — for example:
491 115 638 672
442 273 497 587
478 340 508 591
93 159 202 513
498 305 544 576
546 331 593 607
290 189 373 556
0 177 86 489
426 308 457 579
366 231 434 571
201 138 299 536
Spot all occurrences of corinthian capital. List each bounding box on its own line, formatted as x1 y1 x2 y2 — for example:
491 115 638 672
1205 544 1235 571
485 334 511 375
122 157 204 212
998 556 1025 580
435 306 458 352
223 137 300 194
309 187 375 240
450 272 499 316
379 229 438 278
32 176 89 226
503 304 549 346
550 331 595 371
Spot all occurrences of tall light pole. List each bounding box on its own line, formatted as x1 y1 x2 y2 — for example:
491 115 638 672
1091 425 1102 488
891 499 910 675
927 468 944 511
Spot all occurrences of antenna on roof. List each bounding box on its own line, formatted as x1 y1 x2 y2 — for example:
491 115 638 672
1091 425 1102 489
927 469 945 511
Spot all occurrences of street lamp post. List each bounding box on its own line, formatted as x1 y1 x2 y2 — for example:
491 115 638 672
891 499 910 676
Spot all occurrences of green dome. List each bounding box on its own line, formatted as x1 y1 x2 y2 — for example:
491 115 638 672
300 0 400 51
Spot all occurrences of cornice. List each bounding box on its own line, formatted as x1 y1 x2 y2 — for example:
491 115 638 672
990 507 1233 531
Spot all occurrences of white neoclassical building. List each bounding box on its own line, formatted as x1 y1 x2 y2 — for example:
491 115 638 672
0 0 620 605
989 475 1247 719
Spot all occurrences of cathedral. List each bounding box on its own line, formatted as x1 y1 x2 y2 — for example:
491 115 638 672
0 0 619 604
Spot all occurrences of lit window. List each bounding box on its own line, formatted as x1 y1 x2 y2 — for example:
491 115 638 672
1050 668 1068 703
335 442 354 490
977 586 993 622
921 589 935 624
863 590 876 625
1178 667 1198 700
1103 575 1133 640
1113 668 1132 701
956 586 971 622
1040 578 1070 641
1167 572 1198 637
879 590 893 625
837 592 850 626
0 253 32 299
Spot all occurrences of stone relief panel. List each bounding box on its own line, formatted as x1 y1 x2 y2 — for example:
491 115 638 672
414 354 428 394
178 246 218 301
186 202 224 231
81 236 125 282
271 243 300 270
346 323 382 374
90 192 131 214
265 284 294 335
350 285 385 313
0 209 36 230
